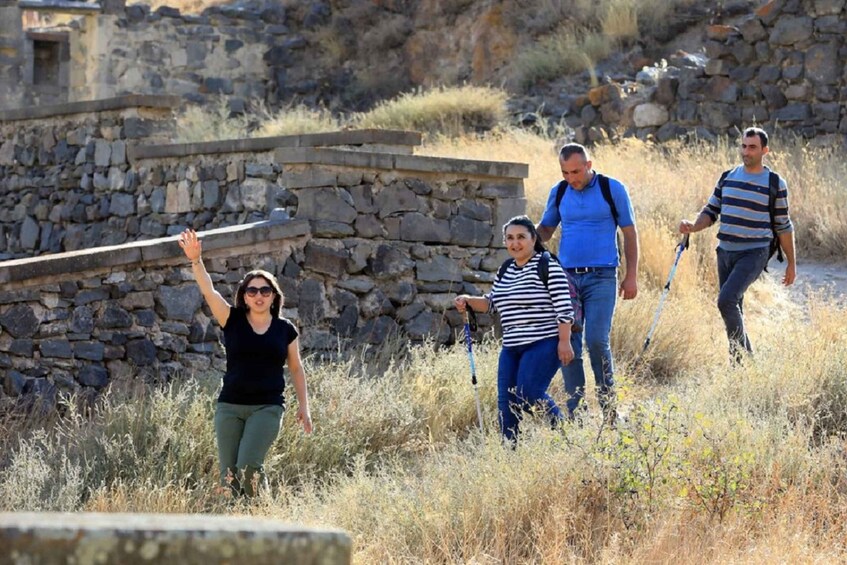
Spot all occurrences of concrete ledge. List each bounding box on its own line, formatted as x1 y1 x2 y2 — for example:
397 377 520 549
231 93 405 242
0 95 181 122
18 0 102 13
0 219 309 285
0 512 351 565
129 129 423 162
274 147 529 179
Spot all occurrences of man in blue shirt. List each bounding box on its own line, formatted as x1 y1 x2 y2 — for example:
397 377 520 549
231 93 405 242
679 127 796 363
537 143 639 422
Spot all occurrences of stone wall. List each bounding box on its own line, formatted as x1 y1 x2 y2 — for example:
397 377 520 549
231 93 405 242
0 96 526 408
8 0 847 143
66 6 281 109
0 0 24 110
568 0 847 144
3 2 321 111
6 1 522 113
0 96 179 259
0 99 421 259
0 220 303 412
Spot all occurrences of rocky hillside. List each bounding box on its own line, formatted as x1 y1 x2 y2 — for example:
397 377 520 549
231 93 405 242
231 0 757 119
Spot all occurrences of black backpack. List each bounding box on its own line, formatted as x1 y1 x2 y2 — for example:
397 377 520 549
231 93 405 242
497 250 554 287
496 251 583 332
554 173 619 225
717 169 784 270
555 173 623 264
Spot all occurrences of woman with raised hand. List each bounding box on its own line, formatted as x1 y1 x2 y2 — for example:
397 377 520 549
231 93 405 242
454 215 574 443
178 228 312 496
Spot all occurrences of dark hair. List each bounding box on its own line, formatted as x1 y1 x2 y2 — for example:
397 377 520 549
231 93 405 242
502 215 547 254
559 143 590 161
235 269 284 318
743 127 769 148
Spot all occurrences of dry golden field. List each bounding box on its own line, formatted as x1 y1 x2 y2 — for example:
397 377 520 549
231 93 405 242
3 88 847 563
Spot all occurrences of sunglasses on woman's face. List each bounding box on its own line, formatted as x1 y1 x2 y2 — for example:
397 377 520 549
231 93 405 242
245 285 274 297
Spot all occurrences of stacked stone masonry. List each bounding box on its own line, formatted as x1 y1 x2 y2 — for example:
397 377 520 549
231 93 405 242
0 96 179 258
0 96 527 409
4 0 847 142
5 1 287 109
562 0 847 144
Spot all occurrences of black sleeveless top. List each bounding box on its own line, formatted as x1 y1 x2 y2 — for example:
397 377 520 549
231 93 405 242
218 306 299 406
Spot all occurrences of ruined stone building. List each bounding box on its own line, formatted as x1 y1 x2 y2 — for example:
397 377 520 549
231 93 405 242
1 0 299 112
4 0 847 143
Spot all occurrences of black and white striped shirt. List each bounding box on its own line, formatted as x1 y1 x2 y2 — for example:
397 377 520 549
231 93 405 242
485 252 574 348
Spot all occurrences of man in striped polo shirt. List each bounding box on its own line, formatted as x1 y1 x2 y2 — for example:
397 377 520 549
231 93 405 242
679 127 796 362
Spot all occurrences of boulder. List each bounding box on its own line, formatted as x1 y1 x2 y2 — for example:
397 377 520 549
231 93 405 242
633 104 669 127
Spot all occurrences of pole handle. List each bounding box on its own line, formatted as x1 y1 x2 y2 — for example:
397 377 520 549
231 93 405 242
680 233 690 250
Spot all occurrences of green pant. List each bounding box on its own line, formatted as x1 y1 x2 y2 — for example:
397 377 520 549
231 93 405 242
214 402 283 497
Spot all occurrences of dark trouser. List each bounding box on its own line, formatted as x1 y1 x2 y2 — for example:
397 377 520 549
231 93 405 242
716 246 770 363
561 267 617 418
497 336 565 442
214 402 283 497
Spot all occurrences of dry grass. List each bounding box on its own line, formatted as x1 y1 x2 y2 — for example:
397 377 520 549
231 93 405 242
356 85 509 138
252 104 340 138
511 28 611 88
175 98 251 143
3 126 847 562
126 0 229 15
508 0 701 88
175 86 510 143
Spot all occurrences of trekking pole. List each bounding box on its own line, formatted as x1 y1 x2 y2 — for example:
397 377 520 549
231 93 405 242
462 308 484 433
641 233 690 355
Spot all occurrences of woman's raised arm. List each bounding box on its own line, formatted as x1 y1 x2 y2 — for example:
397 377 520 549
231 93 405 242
178 228 231 327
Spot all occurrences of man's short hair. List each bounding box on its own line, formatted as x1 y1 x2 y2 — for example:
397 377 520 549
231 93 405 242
559 143 590 161
743 127 769 148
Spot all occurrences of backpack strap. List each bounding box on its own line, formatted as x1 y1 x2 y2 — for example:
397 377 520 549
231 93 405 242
597 174 619 226
497 258 515 282
498 253 555 289
537 251 550 287
554 181 568 208
768 171 784 264
553 174 619 225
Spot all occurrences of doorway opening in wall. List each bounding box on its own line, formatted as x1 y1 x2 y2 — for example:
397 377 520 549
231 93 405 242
24 30 68 105
32 39 60 86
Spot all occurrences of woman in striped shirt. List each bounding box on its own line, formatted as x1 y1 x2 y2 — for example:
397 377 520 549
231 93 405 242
455 216 575 442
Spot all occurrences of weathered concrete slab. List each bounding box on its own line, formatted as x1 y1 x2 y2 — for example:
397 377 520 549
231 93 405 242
17 0 102 14
0 511 351 565
0 219 309 285
129 129 422 161
0 95 181 122
274 147 529 180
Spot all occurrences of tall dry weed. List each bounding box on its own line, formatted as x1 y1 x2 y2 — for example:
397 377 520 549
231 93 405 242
356 85 509 138
3 127 847 561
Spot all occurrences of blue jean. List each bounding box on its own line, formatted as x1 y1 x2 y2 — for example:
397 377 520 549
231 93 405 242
561 267 617 416
497 336 565 441
215 402 283 496
716 246 769 361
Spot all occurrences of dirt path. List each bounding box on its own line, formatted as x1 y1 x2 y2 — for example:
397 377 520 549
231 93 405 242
780 259 847 305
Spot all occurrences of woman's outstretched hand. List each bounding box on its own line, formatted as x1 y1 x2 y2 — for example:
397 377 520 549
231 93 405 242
178 228 202 263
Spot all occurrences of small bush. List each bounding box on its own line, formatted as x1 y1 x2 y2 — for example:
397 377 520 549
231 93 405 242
252 104 340 138
511 28 610 88
175 98 250 143
602 0 639 43
356 85 509 137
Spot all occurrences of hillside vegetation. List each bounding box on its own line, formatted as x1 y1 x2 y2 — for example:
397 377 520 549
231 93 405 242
3 91 847 561
131 0 736 108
